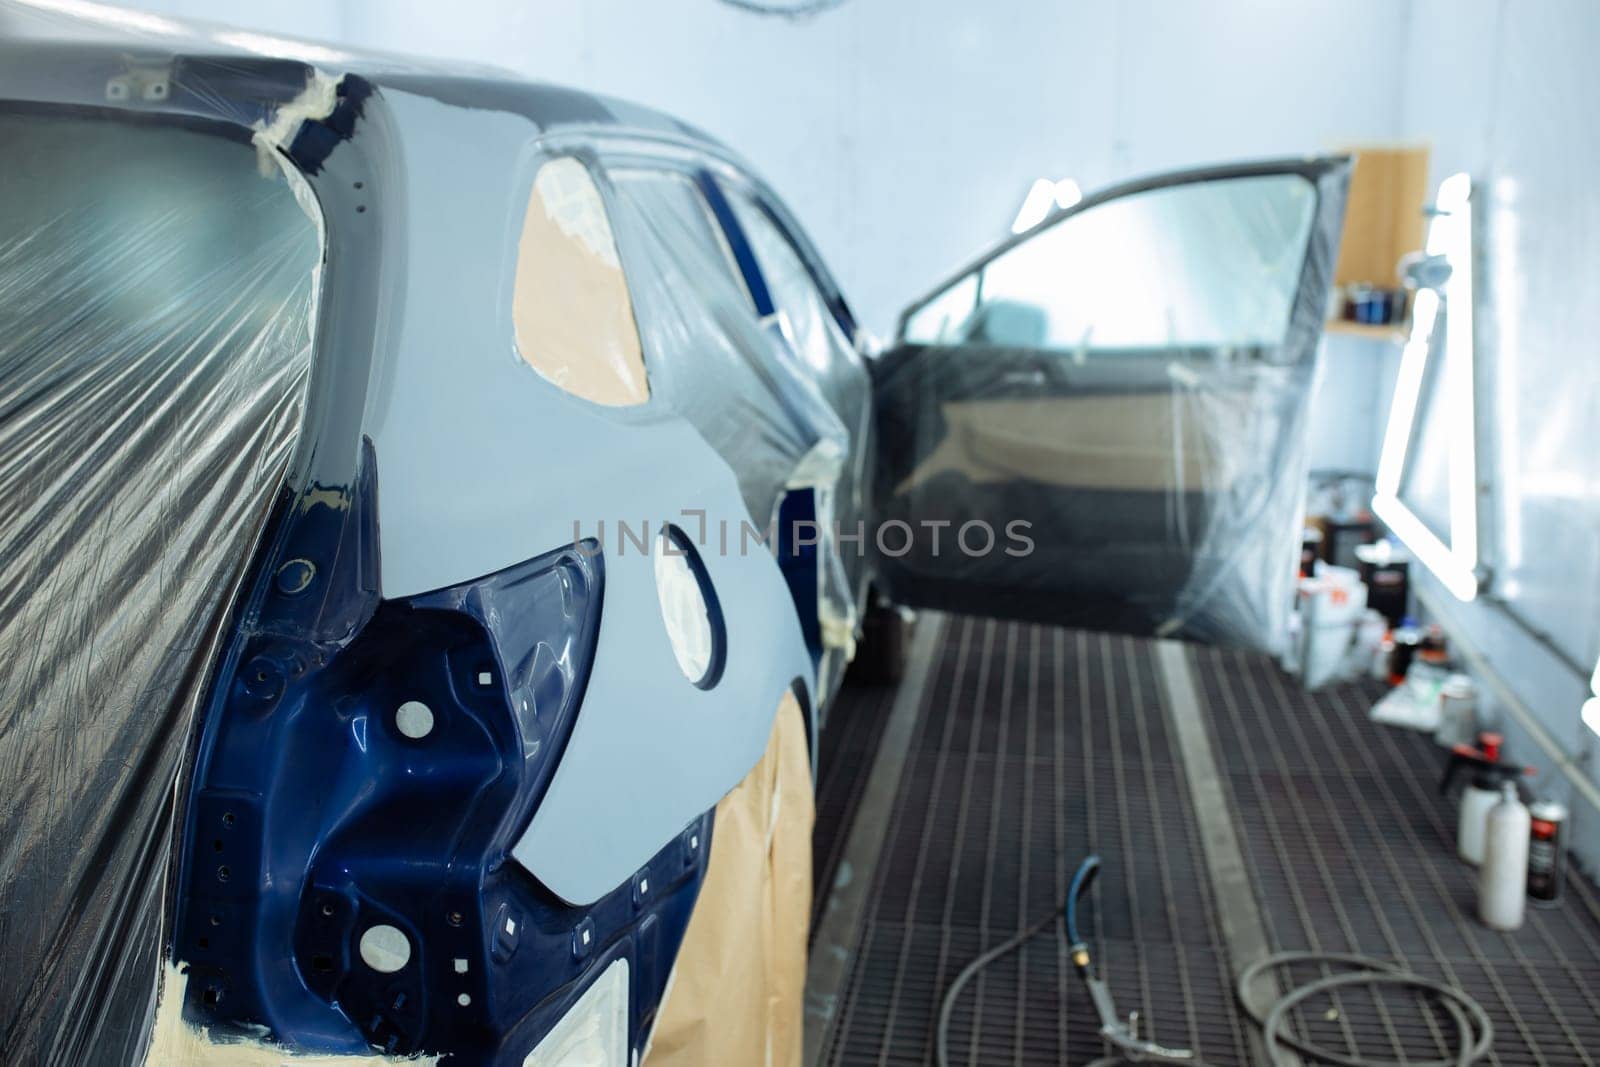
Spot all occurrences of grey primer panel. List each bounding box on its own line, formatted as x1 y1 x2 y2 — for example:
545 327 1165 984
366 90 813 904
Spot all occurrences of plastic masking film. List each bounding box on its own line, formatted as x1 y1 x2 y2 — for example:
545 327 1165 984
0 109 321 1063
724 186 875 648
605 166 852 524
602 165 859 652
873 164 1347 652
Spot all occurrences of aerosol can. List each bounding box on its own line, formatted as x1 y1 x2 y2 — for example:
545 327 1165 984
1439 733 1529 865
1478 782 1530 931
1527 800 1570 907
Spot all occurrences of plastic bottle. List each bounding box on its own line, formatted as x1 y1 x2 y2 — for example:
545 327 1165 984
1458 781 1500 865
1440 733 1526 865
1371 631 1394 681
1478 782 1530 931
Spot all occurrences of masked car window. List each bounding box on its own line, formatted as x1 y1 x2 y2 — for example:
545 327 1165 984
0 108 322 1062
514 156 649 405
725 190 854 378
610 168 751 307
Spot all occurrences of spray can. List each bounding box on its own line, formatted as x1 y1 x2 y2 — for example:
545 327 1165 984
1527 800 1569 907
1478 782 1530 930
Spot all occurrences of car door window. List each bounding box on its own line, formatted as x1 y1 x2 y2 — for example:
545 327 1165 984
902 272 979 344
872 160 1349 652
905 173 1318 354
513 156 649 406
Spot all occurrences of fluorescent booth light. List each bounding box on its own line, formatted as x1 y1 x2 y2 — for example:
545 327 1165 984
1372 172 1480 601
1011 177 1082 235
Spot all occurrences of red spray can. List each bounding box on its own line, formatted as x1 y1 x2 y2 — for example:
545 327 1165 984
1527 800 1569 907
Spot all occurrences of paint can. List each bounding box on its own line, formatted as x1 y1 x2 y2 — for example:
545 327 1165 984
1527 800 1569 907
1434 674 1479 748
1387 289 1410 324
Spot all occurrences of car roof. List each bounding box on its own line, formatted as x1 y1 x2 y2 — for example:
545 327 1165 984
0 0 728 156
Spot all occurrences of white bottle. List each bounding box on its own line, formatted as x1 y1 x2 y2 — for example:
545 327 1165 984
1478 782 1530 931
1457 777 1501 865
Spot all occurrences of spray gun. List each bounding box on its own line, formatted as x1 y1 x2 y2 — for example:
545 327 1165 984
1439 732 1532 865
1067 856 1197 1063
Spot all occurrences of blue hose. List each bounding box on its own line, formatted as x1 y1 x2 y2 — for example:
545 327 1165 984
1066 853 1101 951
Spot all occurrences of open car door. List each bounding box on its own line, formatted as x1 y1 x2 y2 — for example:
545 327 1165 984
871 158 1351 651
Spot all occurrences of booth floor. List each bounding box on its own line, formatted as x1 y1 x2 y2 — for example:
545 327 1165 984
808 614 1600 1066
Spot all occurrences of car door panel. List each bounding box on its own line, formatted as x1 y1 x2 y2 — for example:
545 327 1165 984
874 158 1351 650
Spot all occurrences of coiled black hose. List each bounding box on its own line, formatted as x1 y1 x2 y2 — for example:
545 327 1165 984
1236 952 1493 1066
935 858 1495 1067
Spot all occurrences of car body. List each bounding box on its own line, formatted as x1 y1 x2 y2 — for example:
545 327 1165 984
0 6 1348 1065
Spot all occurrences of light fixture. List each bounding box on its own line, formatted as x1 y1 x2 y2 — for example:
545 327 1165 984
1052 178 1082 210
1372 172 1479 601
1011 177 1082 234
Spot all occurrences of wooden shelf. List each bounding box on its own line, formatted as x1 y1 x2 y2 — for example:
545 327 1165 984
1334 144 1431 290
1326 318 1409 344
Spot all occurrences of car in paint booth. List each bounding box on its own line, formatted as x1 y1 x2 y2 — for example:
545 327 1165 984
0 8 1348 1065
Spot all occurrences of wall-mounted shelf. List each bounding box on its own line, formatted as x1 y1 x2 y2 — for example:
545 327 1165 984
1326 319 1409 344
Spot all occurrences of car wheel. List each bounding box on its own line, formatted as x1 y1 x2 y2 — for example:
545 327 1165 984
852 600 912 685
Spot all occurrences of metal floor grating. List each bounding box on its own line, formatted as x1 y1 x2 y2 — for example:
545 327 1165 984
812 615 1600 1066
813 671 901 938
817 617 1253 1065
1192 643 1600 1066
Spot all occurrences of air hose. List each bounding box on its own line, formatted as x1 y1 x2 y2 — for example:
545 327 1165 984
936 856 1206 1067
934 908 1065 1067
935 858 1495 1067
1236 952 1493 1066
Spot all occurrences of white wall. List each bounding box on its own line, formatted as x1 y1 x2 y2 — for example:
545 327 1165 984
118 0 1409 335
1394 0 1600 867
1306 335 1403 477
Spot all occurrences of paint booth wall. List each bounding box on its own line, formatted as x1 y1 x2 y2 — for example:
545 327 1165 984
1395 1 1600 866
1306 334 1403 478
115 0 1408 337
